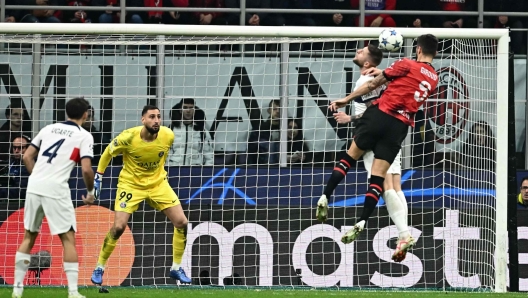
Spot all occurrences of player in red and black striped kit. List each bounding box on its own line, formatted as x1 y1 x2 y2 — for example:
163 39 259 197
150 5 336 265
317 34 439 262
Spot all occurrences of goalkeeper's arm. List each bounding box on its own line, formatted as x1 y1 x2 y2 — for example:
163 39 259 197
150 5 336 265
93 144 115 200
96 144 114 174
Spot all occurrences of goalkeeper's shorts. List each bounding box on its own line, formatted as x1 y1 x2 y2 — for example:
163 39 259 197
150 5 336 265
114 179 180 213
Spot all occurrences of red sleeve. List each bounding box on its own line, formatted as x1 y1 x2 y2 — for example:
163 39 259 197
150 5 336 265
383 59 410 81
379 0 396 19
350 0 358 8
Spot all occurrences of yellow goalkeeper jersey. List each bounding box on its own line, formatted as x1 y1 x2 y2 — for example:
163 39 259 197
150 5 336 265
98 126 174 190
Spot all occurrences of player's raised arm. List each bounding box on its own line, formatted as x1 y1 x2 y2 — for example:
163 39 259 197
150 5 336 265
96 131 129 174
94 132 128 199
96 144 114 174
330 72 388 112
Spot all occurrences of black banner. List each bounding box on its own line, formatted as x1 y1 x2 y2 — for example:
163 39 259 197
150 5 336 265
0 201 520 289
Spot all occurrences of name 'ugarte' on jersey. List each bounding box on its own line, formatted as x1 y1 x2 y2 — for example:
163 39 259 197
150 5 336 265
28 121 94 198
98 126 174 189
352 74 386 116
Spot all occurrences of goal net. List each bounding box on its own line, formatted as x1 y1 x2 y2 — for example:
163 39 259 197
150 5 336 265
0 24 508 292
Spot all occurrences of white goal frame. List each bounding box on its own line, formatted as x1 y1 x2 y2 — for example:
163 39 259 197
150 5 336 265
0 23 509 292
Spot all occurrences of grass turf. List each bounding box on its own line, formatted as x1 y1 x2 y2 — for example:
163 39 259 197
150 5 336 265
0 288 527 298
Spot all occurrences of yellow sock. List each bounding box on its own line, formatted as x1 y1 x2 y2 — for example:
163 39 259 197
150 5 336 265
172 227 186 267
97 231 118 267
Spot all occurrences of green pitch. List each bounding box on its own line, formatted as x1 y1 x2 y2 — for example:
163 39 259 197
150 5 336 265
0 287 527 298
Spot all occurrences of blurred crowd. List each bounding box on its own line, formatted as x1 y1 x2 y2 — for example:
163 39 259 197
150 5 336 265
0 98 499 200
4 0 526 53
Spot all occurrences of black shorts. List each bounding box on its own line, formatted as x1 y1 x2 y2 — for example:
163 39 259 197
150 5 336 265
353 105 408 164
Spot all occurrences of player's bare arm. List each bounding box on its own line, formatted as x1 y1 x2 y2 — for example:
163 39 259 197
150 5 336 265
333 111 363 124
333 111 352 124
22 145 38 174
81 157 95 204
330 72 388 111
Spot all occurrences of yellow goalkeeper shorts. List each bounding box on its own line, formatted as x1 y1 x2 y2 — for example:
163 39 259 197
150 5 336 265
114 179 180 214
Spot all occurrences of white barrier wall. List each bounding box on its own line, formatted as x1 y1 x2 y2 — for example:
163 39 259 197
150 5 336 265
0 54 519 153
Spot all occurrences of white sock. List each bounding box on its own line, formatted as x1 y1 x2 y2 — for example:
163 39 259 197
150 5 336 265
396 190 408 227
355 220 365 230
172 262 181 271
13 252 31 295
96 263 105 270
64 262 79 294
384 189 410 239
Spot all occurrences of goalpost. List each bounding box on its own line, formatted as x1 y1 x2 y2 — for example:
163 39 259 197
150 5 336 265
0 23 509 292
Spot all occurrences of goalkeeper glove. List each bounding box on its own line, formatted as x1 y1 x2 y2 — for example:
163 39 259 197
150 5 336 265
94 172 103 200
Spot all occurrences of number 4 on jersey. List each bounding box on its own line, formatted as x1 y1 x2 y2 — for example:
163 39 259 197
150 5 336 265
43 138 65 163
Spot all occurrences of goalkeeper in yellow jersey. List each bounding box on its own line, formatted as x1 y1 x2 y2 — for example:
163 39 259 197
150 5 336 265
90 105 191 285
